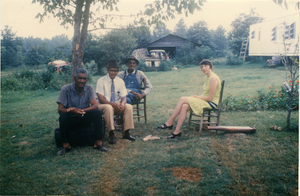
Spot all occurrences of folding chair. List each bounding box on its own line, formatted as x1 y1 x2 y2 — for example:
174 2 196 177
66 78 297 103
132 78 147 123
187 80 225 134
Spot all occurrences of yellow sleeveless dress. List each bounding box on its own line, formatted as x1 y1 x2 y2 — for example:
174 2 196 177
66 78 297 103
187 72 221 115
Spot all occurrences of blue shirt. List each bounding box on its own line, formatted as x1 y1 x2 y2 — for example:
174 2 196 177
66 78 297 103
57 82 96 109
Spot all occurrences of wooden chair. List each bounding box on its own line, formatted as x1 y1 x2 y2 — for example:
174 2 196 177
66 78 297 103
132 78 147 123
187 80 225 134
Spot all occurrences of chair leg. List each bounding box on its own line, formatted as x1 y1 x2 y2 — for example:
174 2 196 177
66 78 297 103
187 111 192 131
144 103 147 123
199 114 204 134
137 103 140 122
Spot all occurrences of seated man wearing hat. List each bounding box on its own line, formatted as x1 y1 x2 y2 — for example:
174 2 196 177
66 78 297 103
96 60 135 144
118 57 153 104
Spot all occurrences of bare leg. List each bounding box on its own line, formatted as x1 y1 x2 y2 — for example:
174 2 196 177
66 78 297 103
173 103 190 134
165 97 189 126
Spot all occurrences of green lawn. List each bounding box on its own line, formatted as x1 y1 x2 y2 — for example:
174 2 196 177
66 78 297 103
1 63 298 195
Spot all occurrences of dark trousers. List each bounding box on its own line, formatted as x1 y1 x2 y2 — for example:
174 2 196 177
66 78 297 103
59 109 103 143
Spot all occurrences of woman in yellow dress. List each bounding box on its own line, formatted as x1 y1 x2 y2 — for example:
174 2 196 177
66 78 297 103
157 59 221 139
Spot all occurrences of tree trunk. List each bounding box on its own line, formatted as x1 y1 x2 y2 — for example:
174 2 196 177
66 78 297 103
71 0 84 76
71 0 91 77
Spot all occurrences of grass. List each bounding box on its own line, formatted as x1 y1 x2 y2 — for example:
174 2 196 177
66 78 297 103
1 63 298 195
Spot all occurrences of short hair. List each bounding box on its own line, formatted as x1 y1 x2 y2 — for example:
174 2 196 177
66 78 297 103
200 59 213 69
74 68 88 77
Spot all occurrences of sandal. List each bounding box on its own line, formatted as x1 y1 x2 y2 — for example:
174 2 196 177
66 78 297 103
157 123 173 129
167 132 181 139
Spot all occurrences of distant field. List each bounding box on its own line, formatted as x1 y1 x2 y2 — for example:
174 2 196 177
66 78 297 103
1 63 298 195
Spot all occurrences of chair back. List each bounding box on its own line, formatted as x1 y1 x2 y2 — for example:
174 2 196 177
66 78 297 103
217 80 225 111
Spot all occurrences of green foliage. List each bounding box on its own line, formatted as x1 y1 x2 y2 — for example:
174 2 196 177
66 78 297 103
158 60 173 71
226 51 243 65
223 85 299 112
227 9 263 55
211 26 228 57
174 40 214 66
84 60 98 76
1 66 71 91
210 58 227 66
136 60 152 72
173 18 187 38
84 31 137 74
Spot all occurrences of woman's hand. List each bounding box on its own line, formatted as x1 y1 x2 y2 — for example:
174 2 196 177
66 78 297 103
191 95 202 99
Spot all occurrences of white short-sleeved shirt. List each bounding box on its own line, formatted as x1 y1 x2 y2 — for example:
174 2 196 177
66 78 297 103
96 74 127 103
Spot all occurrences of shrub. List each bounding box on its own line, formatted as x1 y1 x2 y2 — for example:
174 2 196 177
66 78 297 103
194 46 213 62
210 58 227 66
226 51 243 65
1 66 71 91
222 85 299 112
84 60 98 76
137 60 152 72
158 60 173 71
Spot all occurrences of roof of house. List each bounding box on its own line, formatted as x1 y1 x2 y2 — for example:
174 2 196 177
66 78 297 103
141 34 201 48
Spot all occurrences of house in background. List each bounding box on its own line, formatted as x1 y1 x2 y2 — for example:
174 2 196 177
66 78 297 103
248 13 299 66
132 34 201 69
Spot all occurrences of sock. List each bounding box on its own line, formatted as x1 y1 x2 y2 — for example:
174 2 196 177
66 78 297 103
109 130 114 136
125 130 129 136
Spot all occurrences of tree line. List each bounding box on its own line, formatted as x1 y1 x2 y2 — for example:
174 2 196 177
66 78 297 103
1 10 263 73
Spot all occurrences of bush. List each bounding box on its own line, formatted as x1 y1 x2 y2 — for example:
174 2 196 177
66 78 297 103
222 85 299 112
158 60 173 71
194 46 213 62
226 51 243 65
1 66 71 91
210 58 227 66
84 60 98 76
137 60 152 72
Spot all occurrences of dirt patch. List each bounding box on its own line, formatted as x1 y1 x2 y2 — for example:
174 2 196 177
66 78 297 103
147 187 154 191
90 139 128 194
167 167 203 182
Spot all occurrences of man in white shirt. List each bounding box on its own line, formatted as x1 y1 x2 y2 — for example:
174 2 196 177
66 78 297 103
96 60 135 144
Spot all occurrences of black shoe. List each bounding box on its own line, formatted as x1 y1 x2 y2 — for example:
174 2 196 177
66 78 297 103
93 144 109 152
157 123 173 129
123 134 135 141
108 134 116 144
167 132 181 139
57 147 71 155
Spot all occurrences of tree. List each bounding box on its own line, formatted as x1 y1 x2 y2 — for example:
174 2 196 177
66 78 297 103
84 31 137 74
227 9 263 56
186 21 213 47
33 0 205 75
173 18 187 38
152 25 172 40
1 26 24 68
211 25 228 57
271 0 300 10
126 25 152 47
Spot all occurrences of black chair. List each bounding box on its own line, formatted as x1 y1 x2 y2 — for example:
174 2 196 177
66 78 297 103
187 80 225 134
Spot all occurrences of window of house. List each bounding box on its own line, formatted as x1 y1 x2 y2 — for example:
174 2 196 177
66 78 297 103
271 26 277 41
284 22 296 39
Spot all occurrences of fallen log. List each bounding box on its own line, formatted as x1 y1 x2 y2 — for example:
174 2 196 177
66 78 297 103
206 126 256 133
